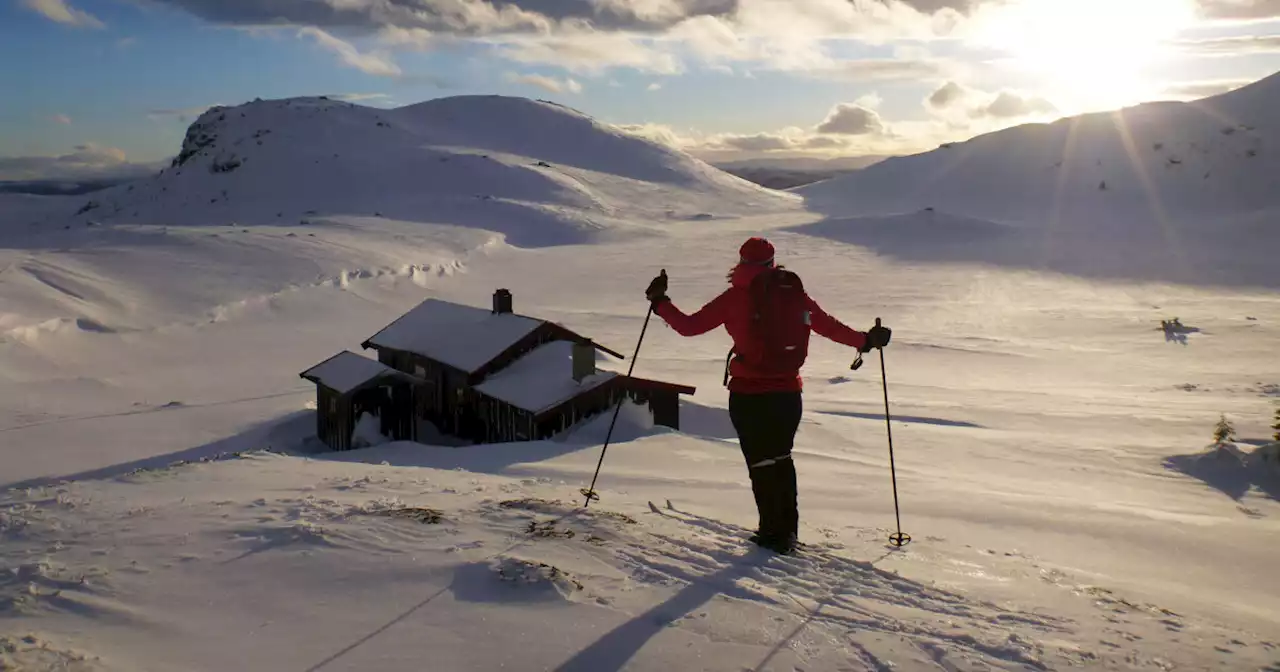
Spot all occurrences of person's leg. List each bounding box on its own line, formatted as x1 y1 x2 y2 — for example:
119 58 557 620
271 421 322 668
747 386 793 550
770 392 803 545
728 392 773 539
739 391 803 552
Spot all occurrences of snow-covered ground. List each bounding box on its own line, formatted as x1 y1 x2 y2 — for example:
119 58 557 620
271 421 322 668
3 85 1279 671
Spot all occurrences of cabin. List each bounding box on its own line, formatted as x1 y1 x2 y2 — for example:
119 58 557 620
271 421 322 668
299 351 420 451
300 289 696 450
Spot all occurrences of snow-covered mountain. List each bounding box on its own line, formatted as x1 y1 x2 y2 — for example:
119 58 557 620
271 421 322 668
801 72 1280 222
39 95 790 238
795 72 1280 288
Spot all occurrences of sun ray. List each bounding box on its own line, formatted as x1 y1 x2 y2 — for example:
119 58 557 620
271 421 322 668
1109 108 1187 272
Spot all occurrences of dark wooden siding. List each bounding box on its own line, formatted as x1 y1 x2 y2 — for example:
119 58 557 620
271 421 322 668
360 340 690 446
312 380 416 451
648 390 679 430
472 393 536 443
315 384 354 451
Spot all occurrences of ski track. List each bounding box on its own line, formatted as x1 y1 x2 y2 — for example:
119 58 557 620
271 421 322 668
638 504 1065 670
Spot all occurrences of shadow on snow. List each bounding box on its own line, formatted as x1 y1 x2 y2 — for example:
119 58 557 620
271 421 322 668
2 410 314 492
1162 446 1280 502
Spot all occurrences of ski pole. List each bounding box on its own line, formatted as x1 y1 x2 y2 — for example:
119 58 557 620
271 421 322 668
874 317 911 548
581 274 661 507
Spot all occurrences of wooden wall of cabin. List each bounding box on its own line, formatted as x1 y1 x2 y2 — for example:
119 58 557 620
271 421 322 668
648 390 679 430
369 346 460 441
473 394 535 443
315 384 354 451
535 381 653 440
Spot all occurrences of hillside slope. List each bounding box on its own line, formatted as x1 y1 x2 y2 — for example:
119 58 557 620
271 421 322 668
799 71 1280 224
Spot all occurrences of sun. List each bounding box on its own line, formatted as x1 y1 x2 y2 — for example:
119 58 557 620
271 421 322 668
971 0 1196 111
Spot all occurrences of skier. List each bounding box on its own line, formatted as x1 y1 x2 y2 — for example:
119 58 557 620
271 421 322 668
645 237 891 554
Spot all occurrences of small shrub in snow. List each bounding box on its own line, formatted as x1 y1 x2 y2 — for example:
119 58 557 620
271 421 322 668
1212 414 1236 444
76 201 100 215
1271 406 1279 442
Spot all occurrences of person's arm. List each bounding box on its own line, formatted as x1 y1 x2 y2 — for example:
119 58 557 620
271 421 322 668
653 290 732 337
806 294 868 350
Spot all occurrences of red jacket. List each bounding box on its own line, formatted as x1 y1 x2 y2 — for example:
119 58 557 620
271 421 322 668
653 264 868 393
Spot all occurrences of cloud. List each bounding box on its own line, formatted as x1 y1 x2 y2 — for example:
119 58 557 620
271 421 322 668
1176 34 1280 54
299 27 402 76
855 92 884 109
713 132 798 151
925 81 1056 120
695 99 898 155
377 25 436 50
147 105 222 123
495 27 682 73
135 0 989 78
613 122 697 148
52 114 72 125
647 82 662 90
117 37 137 48
0 143 163 181
980 91 1056 118
21 0 104 28
815 103 886 135
1161 78 1252 98
328 93 394 102
141 0 685 34
1195 0 1280 21
140 0 996 35
926 80 971 109
505 72 583 93
804 56 955 81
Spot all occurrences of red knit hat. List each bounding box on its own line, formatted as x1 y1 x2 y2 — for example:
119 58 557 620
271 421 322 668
739 237 775 266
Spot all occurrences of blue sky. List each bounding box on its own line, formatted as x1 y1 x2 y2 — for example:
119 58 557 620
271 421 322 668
3 0 1280 179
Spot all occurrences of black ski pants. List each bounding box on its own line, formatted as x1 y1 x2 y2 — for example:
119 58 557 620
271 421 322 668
728 390 803 543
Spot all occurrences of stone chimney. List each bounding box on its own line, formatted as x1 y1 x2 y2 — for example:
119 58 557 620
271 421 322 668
492 288 513 314
572 342 596 382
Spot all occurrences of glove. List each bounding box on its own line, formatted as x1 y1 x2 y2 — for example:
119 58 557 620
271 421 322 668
861 323 892 352
645 270 669 305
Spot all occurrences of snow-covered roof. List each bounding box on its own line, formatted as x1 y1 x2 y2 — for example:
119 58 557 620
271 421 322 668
364 299 544 373
300 350 412 394
473 340 616 414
